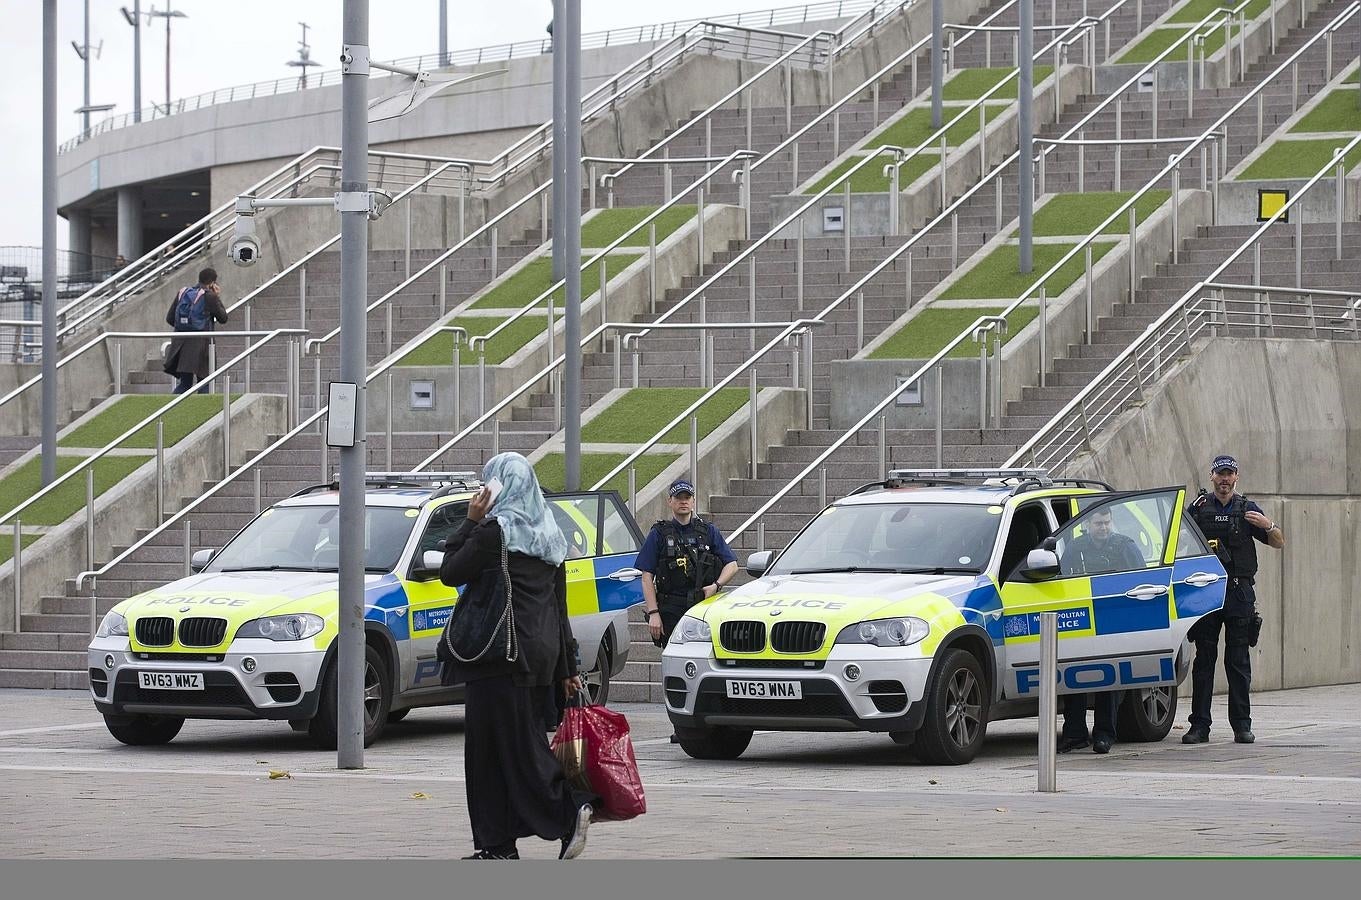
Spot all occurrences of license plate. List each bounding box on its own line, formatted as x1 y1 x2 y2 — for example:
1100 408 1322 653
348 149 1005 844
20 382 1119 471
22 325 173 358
725 679 802 700
138 671 204 691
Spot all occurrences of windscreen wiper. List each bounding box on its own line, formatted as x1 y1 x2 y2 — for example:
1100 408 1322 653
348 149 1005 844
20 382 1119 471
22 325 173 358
788 566 902 575
218 565 317 572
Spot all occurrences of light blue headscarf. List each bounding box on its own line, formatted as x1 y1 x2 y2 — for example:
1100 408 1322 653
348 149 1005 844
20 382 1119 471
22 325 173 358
483 452 568 567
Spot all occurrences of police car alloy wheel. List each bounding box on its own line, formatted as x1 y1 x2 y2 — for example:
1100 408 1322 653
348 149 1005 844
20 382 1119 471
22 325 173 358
103 713 185 746
308 643 392 749
1115 684 1178 742
584 644 611 707
912 649 989 766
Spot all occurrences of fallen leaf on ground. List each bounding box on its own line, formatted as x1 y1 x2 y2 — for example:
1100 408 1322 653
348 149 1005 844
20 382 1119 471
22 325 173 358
409 792 431 800
268 770 291 780
994 807 1008 813
928 779 938 785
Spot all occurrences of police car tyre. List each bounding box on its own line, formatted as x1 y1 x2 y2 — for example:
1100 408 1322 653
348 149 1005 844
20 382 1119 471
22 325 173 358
1115 684 1177 743
308 643 391 749
912 649 989 766
104 713 185 746
675 725 753 760
584 643 611 707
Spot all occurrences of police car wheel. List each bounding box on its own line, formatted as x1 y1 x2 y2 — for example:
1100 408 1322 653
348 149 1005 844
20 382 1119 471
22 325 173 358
1115 684 1177 743
584 645 611 707
103 713 184 746
912 649 989 766
308 643 392 749
675 725 753 761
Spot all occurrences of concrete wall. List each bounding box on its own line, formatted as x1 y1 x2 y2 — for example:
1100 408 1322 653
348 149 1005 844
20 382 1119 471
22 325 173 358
1062 337 1361 691
0 393 287 631
832 189 1213 429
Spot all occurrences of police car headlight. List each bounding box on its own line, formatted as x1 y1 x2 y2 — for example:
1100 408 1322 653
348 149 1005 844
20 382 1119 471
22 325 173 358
670 615 711 645
95 611 129 638
835 617 929 648
236 613 324 642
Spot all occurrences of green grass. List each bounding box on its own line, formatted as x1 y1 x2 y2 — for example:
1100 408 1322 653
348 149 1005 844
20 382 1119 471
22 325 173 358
396 314 548 367
1198 23 1239 59
58 395 233 450
863 105 1007 152
1236 139 1361 180
580 206 697 248
0 532 40 566
939 241 1118 301
1116 28 1192 64
581 387 748 444
1025 190 1171 237
941 66 1054 101
470 253 642 310
1168 0 1269 24
0 454 152 528
1290 89 1361 134
803 153 939 195
535 452 680 496
869 306 1042 360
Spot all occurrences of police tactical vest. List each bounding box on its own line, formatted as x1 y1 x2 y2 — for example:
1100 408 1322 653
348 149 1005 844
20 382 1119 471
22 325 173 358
653 517 722 600
1189 492 1258 579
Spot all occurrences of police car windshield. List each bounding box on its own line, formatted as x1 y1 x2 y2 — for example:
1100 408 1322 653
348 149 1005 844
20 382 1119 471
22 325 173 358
769 502 1000 576
207 505 417 574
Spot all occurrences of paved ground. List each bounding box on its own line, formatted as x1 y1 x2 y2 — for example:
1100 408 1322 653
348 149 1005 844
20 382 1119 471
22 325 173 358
1 685 1359 858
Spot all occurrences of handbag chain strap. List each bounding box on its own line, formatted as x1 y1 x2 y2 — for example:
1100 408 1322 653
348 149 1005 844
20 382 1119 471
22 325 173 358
443 527 519 664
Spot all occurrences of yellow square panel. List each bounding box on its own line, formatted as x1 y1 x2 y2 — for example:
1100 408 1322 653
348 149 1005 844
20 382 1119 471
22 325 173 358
1258 189 1290 222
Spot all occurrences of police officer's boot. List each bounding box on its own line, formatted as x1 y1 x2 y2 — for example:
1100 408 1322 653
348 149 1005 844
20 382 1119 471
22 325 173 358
1181 726 1210 744
1233 729 1255 743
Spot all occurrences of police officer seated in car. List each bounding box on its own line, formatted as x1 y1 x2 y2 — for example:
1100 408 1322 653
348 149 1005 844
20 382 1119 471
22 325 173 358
1056 507 1144 755
635 478 738 647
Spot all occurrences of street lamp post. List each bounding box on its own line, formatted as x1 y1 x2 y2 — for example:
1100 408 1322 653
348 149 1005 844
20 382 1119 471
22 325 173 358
287 22 322 88
120 4 143 123
70 0 104 133
147 6 187 115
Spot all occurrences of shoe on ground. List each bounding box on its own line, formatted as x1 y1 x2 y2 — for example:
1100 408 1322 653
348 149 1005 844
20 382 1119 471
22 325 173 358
1057 735 1090 753
1092 735 1112 754
559 803 593 860
1234 729 1255 744
463 848 519 859
1182 727 1210 744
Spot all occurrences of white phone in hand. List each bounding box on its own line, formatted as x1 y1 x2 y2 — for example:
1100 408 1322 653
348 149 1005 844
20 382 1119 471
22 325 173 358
484 476 503 506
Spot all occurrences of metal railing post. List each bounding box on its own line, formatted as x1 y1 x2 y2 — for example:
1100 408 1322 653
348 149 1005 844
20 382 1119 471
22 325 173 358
613 334 623 389
222 374 232 479
890 160 901 235
697 188 706 270
648 224 658 315
1084 246 1094 345
628 466 636 516
979 334 989 431
1152 71 1159 140
314 355 322 432
113 342 122 396
818 466 827 508
857 291 865 350
491 417 500 457
404 197 413 281
300 264 308 330
1172 160 1181 264
1038 289 1047 388
791 142 800 191
1078 131 1085 194
934 367 943 467
992 329 1003 429
254 468 262 515
183 520 192 578
386 372 394 472
804 328 814 425
452 338 462 432
689 416 700 493
1295 217 1303 289
1337 154 1346 261
749 369 759 479
490 225 499 278
1128 207 1138 301
156 420 165 523
600 261 610 352
706 333 715 390
906 249 914 309
1038 611 1058 793
796 230 805 311
12 520 21 634
85 469 95 571
1187 39 1194 118
439 262 448 319
1115 99 1123 192
843 180 852 272
877 414 887 476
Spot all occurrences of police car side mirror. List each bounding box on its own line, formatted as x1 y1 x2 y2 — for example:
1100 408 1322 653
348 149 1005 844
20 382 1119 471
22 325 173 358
190 549 215 573
1019 548 1061 582
412 550 445 580
745 550 774 578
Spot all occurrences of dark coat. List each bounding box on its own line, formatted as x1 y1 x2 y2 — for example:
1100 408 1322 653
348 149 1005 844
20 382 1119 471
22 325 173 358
163 285 228 379
439 518 579 690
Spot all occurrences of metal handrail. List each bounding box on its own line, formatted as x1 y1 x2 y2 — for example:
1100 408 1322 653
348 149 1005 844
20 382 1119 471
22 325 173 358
1007 132 1361 472
722 0 1360 540
0 328 307 529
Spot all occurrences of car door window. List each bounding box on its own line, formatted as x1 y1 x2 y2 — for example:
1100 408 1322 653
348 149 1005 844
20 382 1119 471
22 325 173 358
1000 503 1053 580
414 501 469 571
600 496 641 556
1174 515 1211 559
548 495 599 559
1058 492 1177 576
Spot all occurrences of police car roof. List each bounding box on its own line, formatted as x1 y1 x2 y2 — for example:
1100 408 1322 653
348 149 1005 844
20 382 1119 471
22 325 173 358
274 486 478 510
835 484 1015 506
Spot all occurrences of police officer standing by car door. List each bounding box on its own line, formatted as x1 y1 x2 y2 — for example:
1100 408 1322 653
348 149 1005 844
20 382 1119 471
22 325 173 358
1183 455 1285 745
636 478 738 647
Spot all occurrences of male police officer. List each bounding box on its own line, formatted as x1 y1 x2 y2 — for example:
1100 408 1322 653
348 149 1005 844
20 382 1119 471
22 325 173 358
636 478 738 646
1183 454 1285 745
1057 507 1144 754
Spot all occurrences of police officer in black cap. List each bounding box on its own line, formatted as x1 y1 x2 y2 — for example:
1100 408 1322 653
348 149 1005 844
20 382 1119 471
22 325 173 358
1183 454 1285 745
635 478 738 646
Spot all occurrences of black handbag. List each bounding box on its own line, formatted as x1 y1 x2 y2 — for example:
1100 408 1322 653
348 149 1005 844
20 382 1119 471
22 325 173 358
437 530 519 665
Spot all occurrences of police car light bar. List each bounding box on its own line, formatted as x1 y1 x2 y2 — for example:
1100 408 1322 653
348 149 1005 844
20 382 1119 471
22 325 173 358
362 471 482 489
887 468 1053 485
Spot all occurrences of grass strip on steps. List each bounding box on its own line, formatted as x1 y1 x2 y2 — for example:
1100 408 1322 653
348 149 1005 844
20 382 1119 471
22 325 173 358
1023 191 1171 237
941 65 1054 102
1115 28 1191 64
1289 89 1361 134
580 206 697 248
939 241 1118 301
470 254 641 310
803 153 939 195
869 306 1041 360
396 315 547 367
535 452 679 496
58 395 236 450
862 105 1007 153
581 388 748 444
1167 0 1269 23
0 532 41 566
1236 139 1361 180
0 454 152 528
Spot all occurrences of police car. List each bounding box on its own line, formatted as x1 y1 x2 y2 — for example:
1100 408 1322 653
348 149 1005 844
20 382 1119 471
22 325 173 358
661 469 1228 764
87 473 645 748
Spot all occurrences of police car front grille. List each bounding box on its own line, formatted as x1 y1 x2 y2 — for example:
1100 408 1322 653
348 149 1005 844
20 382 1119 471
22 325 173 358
178 617 227 647
720 659 825 670
719 621 766 653
770 621 825 654
135 617 174 646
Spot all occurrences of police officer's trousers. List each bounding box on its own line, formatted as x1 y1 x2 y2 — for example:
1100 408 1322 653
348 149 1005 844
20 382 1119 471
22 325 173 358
1187 582 1255 733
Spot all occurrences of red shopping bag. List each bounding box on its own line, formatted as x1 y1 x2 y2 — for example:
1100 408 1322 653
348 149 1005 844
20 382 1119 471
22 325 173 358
551 701 646 822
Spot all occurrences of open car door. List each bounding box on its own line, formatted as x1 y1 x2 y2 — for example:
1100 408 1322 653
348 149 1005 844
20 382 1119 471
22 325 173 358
1000 487 1224 698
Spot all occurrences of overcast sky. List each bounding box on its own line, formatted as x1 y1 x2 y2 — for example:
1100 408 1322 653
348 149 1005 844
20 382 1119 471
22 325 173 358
0 0 791 251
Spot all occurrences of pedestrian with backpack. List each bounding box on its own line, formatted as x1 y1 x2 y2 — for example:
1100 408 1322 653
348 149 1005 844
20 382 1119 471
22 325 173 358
163 267 228 394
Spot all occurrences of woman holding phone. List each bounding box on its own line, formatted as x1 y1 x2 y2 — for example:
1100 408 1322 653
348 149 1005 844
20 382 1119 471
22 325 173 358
439 452 597 860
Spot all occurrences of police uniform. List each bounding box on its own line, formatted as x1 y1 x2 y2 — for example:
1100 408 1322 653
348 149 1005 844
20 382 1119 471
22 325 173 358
1184 457 1274 742
636 506 736 645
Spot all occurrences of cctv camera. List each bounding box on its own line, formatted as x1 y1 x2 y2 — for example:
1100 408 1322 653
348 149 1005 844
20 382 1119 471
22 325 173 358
228 234 260 267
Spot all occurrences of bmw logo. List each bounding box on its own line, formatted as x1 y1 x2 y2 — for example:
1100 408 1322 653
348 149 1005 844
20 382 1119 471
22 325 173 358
769 610 782 616
180 606 191 613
